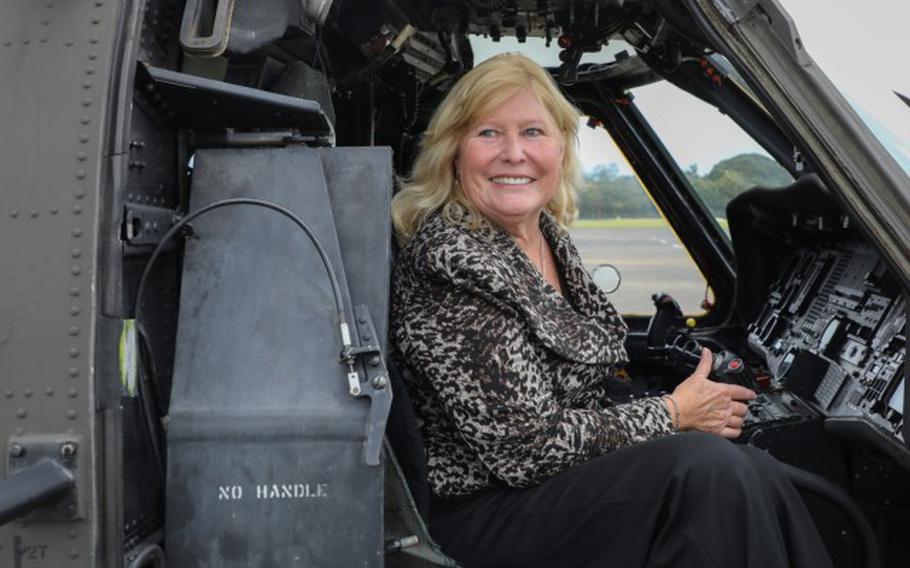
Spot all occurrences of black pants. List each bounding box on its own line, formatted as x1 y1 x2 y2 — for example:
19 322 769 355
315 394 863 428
429 432 833 568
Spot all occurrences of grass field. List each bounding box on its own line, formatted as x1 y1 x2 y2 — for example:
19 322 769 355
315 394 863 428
570 217 729 230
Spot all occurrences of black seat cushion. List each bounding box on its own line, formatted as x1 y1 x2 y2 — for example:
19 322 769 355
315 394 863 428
385 356 432 519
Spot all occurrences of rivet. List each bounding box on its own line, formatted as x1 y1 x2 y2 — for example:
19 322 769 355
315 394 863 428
72 248 81 258
23 389 32 398
14 428 23 435
70 287 81 297
10 210 19 218
42 20 50 26
79 134 89 143
68 388 78 398
40 38 48 44
91 18 100 25
9 444 24 458
68 367 79 377
82 98 91 107
369 355 381 367
77 151 87 161
90 36 99 44
45 387 54 396
75 190 85 199
69 306 80 316
23 39 30 45
361 333 372 341
72 227 83 237
82 81 91 89
50 207 59 215
85 67 95 74
68 348 79 358
75 170 86 179
65 40 73 47
3 41 11 47
29 210 38 218
71 266 81 276
80 116 90 125
69 326 79 336
60 443 76 457
95 0 103 6
67 410 78 420
371 375 389 389
16 408 26 418
73 204 83 214
4 390 13 399
88 52 97 60
69 529 78 538
68 548 79 558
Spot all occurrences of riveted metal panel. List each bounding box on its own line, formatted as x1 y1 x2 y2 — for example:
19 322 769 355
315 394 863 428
0 0 123 565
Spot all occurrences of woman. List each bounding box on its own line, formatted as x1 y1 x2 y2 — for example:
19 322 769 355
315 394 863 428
390 53 831 567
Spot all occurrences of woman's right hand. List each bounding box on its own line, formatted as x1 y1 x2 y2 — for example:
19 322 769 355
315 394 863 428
670 348 757 438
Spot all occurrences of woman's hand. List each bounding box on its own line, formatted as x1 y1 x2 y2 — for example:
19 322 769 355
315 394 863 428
670 348 756 438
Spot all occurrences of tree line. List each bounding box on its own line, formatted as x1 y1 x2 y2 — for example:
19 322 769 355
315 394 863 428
577 153 793 219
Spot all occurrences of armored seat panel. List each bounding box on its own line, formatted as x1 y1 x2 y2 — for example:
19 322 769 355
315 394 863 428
166 146 389 567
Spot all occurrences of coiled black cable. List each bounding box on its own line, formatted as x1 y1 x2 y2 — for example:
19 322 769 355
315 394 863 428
135 198 347 326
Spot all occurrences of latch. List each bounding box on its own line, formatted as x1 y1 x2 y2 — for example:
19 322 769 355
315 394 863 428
2 435 82 524
123 203 178 247
340 305 393 466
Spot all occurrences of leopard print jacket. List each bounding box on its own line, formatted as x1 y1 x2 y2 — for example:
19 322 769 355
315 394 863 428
390 209 674 498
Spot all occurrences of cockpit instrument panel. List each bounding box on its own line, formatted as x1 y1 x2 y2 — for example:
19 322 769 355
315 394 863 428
748 242 906 446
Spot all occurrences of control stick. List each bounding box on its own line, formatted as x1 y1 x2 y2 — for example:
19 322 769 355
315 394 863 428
646 293 758 389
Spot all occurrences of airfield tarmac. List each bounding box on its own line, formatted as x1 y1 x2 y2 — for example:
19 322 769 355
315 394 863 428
568 226 710 316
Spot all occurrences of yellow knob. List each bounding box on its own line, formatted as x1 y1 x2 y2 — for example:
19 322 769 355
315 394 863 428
685 318 696 328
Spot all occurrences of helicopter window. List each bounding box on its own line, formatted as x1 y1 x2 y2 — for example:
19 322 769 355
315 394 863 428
628 81 794 235
571 125 710 316
470 35 633 67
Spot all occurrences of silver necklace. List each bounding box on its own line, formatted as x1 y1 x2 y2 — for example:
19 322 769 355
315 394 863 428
538 234 546 281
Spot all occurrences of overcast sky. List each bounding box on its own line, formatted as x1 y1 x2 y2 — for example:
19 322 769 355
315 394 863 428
471 0 910 175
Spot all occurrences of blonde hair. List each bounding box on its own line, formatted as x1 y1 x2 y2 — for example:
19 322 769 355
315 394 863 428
391 52 581 244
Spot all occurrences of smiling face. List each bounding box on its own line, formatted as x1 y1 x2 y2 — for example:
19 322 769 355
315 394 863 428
455 87 566 233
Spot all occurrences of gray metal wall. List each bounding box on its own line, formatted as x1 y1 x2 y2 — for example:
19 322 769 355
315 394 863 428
0 1 129 565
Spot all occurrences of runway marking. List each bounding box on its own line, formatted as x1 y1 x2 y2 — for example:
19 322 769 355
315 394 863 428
582 258 698 267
